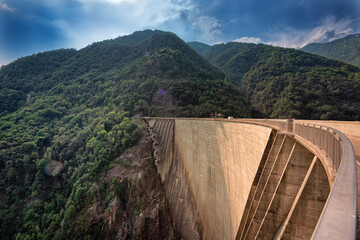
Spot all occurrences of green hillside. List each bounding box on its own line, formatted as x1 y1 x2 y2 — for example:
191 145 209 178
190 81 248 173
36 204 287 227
200 42 360 119
301 34 360 67
0 30 251 240
201 42 265 85
187 41 211 54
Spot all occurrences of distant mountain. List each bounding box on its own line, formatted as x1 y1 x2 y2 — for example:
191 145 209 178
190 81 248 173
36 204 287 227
301 34 360 67
187 41 210 54
199 41 360 119
0 30 250 117
201 42 264 85
0 30 253 240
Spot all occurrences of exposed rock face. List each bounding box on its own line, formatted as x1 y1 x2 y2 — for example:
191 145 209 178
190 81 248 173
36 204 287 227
82 133 177 239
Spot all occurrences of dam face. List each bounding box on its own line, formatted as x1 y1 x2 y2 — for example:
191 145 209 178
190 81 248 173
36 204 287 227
145 118 358 240
174 120 272 239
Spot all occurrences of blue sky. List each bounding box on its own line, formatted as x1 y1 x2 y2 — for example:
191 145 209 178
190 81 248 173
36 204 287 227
1 0 360 65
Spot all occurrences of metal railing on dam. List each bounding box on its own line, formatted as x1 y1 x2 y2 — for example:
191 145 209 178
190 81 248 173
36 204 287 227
295 122 342 170
144 117 358 240
293 121 357 240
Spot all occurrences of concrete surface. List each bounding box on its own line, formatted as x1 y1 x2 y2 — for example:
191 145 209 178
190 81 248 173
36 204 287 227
145 118 356 240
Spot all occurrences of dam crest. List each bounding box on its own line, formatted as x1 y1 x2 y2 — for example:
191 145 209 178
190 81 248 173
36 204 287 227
144 118 358 240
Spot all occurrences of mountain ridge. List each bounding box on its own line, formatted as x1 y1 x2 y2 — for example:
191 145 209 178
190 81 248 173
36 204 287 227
0 30 249 117
192 40 360 119
301 33 360 67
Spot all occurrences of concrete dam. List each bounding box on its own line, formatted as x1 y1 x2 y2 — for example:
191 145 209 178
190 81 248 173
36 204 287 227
144 118 358 240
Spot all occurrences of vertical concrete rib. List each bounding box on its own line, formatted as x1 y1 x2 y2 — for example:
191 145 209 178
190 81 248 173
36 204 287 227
159 120 174 163
241 134 288 239
151 120 175 182
236 131 278 239
157 120 170 153
256 143 315 239
274 156 318 240
282 158 330 240
253 140 297 239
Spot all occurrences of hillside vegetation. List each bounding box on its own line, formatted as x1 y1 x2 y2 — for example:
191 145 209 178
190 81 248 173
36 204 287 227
0 30 251 240
301 34 360 67
198 42 360 119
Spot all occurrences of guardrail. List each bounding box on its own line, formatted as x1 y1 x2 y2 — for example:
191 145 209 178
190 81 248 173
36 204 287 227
294 122 342 171
293 122 357 240
237 118 292 132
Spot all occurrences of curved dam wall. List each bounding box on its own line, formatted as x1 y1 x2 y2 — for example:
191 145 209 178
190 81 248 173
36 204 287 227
173 119 273 239
146 118 337 240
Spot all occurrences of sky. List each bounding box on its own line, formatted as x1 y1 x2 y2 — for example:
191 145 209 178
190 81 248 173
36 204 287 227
0 0 360 65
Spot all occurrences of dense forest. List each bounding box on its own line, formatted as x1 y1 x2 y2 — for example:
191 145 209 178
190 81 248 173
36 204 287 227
192 41 360 119
301 33 360 67
0 30 251 239
1 29 360 239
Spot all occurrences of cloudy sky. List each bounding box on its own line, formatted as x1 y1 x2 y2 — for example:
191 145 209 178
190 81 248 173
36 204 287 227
1 0 359 65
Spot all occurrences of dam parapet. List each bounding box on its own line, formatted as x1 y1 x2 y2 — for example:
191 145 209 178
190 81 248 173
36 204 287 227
143 117 357 240
294 121 357 240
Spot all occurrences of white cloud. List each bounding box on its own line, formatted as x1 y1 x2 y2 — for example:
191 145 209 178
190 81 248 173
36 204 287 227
54 0 195 49
233 36 262 44
1 0 222 54
76 0 194 21
267 16 354 48
52 0 225 49
190 15 222 42
80 0 137 3
0 1 15 11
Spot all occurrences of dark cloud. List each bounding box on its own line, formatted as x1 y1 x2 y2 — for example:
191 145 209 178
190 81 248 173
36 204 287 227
0 0 359 64
0 0 79 63
210 0 360 43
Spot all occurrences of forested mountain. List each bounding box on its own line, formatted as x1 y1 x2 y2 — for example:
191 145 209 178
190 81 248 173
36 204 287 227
197 42 360 119
301 34 360 67
1 30 250 118
187 41 210 55
0 30 251 240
